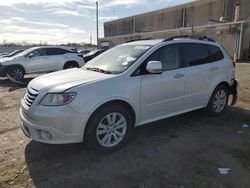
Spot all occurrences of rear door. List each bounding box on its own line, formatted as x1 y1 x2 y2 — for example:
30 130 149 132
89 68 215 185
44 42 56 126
180 43 221 109
45 48 67 71
140 44 185 121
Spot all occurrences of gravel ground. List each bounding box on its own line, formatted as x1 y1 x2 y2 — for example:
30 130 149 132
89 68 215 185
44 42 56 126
0 64 250 188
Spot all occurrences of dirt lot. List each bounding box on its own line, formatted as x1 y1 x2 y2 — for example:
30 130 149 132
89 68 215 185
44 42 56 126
0 64 250 188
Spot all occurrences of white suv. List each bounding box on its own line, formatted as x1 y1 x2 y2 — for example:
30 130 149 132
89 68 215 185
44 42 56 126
20 36 238 153
0 46 85 81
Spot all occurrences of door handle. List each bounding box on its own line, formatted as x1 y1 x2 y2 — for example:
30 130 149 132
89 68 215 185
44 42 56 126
210 67 218 71
174 74 184 78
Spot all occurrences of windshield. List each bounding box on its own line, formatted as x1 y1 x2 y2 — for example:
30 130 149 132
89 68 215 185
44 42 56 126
15 47 38 57
83 45 151 74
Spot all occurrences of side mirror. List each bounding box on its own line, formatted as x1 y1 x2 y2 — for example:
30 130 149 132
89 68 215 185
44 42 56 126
146 61 163 74
29 53 34 58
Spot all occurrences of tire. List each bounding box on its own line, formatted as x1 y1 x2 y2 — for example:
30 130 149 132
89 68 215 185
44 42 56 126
206 85 229 115
85 104 133 153
6 66 25 81
63 62 79 69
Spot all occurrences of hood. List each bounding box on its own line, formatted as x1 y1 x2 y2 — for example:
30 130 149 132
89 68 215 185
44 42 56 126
0 56 21 65
29 68 114 93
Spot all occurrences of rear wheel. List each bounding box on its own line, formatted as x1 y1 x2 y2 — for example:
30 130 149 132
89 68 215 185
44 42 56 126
6 66 25 81
63 62 79 69
206 85 229 115
85 104 133 153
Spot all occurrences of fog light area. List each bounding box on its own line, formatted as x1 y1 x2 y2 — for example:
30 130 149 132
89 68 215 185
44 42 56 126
38 130 53 140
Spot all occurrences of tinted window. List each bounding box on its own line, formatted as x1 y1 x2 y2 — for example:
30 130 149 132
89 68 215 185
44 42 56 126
147 44 180 71
46 48 67 55
207 45 224 62
182 43 210 66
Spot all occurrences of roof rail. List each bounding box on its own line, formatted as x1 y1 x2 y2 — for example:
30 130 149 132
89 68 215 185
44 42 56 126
125 37 152 43
163 35 216 42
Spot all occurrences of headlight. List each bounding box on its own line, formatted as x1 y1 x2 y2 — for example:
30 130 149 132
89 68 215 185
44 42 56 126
40 92 76 106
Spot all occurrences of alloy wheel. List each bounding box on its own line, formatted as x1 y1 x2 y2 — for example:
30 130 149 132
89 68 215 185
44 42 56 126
96 112 127 148
213 89 227 113
11 68 23 80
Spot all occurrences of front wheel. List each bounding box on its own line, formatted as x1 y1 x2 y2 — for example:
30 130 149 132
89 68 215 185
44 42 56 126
85 104 133 153
6 66 25 81
206 85 229 115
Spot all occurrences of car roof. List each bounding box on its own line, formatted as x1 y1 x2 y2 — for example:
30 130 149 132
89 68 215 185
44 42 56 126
124 38 219 47
124 39 163 46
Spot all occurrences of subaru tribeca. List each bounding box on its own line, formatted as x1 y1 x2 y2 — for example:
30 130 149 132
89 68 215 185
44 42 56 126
20 36 238 153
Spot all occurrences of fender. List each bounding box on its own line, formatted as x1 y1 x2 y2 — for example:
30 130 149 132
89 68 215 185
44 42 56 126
88 96 139 124
206 76 231 106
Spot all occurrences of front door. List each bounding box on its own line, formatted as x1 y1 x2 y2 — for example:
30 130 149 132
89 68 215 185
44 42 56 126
26 48 49 73
140 44 185 121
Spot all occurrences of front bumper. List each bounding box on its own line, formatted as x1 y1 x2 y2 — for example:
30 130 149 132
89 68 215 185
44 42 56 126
230 79 238 105
19 99 90 144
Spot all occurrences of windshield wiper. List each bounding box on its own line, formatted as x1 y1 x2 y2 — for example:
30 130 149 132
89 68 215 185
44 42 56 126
86 67 112 74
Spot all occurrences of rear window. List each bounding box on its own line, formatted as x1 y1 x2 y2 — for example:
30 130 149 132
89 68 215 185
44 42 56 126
181 43 210 66
181 43 224 67
207 45 224 62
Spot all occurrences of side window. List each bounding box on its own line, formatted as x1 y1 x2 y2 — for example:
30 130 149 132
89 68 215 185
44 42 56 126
147 44 180 71
207 45 224 62
46 48 66 56
182 43 210 66
30 49 46 57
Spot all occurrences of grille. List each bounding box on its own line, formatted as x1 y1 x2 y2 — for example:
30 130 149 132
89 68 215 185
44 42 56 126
24 87 39 107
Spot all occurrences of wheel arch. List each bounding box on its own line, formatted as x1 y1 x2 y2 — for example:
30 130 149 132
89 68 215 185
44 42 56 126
4 64 26 74
206 80 231 106
83 99 137 140
217 81 230 92
63 60 79 69
89 99 136 126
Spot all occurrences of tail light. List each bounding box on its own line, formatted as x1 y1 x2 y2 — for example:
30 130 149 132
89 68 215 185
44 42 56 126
233 53 237 68
232 60 236 68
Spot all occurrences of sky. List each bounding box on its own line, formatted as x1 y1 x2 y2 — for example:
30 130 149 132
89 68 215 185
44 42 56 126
0 0 193 44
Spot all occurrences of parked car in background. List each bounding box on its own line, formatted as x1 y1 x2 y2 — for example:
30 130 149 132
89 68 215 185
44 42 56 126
84 49 105 62
0 46 85 81
79 49 91 55
0 49 25 59
20 36 238 153
0 52 8 58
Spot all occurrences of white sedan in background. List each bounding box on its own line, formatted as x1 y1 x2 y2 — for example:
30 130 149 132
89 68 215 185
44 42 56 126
0 46 85 81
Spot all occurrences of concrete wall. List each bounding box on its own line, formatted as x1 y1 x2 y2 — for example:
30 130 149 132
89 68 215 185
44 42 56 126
101 0 250 60
239 0 250 20
100 23 249 59
104 0 248 38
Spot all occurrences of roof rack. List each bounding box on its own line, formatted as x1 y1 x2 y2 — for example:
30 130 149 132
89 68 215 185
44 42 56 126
163 35 216 42
125 37 152 43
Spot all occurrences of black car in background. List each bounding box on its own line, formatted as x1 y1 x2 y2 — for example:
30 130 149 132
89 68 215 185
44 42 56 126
0 49 25 58
79 49 91 55
84 49 105 62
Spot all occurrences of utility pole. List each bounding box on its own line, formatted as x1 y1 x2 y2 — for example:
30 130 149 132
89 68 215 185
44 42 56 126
96 1 99 47
90 35 92 45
